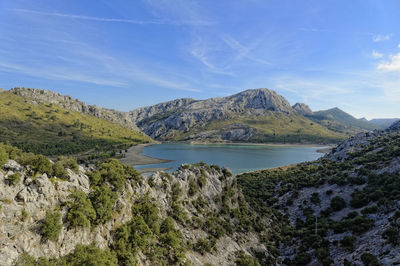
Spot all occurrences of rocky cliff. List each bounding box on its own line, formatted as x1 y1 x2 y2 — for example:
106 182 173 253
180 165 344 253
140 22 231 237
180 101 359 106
0 146 273 265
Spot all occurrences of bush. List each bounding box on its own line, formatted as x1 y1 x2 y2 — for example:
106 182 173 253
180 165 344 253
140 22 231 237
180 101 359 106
31 155 53 176
7 172 22 186
330 196 346 211
382 227 399 245
63 244 117 265
235 251 260 266
13 252 36 266
360 253 380 266
340 235 356 251
188 179 198 196
89 185 117 225
67 190 96 228
0 145 9 167
41 211 62 241
310 192 320 205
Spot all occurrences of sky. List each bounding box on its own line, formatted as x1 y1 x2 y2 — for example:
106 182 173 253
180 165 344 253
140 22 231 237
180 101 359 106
0 0 399 119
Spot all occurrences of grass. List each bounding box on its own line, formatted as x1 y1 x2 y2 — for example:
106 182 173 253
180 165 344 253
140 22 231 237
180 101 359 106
0 91 153 155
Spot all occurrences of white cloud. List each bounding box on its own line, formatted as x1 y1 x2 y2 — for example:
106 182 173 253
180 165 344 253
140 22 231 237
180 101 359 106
371 50 383 59
398 44 400 48
373 34 392 42
378 53 400 72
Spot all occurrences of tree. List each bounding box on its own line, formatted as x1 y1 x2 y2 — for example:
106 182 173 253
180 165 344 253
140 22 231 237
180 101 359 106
41 211 62 242
330 196 346 211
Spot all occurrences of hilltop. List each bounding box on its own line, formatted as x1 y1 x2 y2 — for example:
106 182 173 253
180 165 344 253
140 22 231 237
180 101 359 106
0 90 152 157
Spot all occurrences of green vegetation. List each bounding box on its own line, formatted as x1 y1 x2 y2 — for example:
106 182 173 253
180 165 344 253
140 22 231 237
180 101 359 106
41 211 62 242
330 196 346 211
66 190 96 228
0 91 152 156
237 131 400 264
169 112 345 144
14 244 118 266
7 172 22 186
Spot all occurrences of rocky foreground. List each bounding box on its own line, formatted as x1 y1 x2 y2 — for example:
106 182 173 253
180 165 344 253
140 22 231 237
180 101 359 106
0 152 271 265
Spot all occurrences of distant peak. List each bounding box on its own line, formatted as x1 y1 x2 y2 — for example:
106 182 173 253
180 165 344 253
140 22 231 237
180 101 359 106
292 103 312 115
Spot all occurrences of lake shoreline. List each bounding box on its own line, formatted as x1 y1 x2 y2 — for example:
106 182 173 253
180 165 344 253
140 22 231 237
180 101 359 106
119 143 172 166
122 141 333 174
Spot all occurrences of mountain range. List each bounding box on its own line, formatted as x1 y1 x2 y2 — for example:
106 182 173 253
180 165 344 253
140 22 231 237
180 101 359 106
7 87 387 148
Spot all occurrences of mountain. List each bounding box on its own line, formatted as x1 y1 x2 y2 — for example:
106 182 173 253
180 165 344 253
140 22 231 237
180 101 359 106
9 87 378 145
0 90 152 156
388 119 400 131
0 143 273 265
307 107 381 134
238 127 400 265
370 118 400 128
130 88 344 144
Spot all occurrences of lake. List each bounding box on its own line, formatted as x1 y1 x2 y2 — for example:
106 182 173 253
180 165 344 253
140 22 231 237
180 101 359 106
134 143 325 174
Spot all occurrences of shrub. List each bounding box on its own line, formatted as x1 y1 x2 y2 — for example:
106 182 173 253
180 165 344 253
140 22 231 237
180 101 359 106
361 205 378 215
310 192 320 205
63 244 117 265
89 185 117 225
235 251 260 266
13 252 36 266
41 211 62 241
131 195 160 234
330 196 346 211
195 238 213 255
31 155 53 176
7 172 22 186
67 190 96 228
188 179 198 196
340 235 356 251
382 227 399 245
0 145 9 167
360 253 380 266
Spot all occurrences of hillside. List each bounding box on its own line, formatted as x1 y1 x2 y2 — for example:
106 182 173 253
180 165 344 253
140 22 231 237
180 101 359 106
0 143 274 265
370 118 400 129
238 128 400 265
0 90 152 156
307 107 381 134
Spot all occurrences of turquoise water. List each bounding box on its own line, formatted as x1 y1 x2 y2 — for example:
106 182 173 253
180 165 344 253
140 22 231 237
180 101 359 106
135 143 324 174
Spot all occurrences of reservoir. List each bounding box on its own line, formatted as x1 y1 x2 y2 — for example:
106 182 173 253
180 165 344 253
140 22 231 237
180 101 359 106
134 143 325 174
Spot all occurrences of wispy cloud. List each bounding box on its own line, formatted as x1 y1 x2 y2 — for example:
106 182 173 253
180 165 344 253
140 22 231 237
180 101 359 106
371 50 383 59
221 35 271 65
373 34 392 42
8 8 212 26
378 53 400 72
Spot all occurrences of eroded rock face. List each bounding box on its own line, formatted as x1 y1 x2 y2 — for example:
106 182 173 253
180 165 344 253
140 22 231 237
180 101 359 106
132 88 295 140
0 160 270 266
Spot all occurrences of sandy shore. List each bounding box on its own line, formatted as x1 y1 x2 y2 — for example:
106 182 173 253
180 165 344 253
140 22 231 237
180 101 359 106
119 144 172 166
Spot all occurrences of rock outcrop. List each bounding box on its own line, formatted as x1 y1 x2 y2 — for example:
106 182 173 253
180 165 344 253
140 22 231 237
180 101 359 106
0 159 271 265
292 102 313 115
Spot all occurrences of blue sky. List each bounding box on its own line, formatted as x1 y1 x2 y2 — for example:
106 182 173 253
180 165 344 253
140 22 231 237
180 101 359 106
0 0 399 119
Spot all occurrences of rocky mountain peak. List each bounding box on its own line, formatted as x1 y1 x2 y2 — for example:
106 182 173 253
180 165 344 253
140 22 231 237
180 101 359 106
292 102 313 115
227 88 293 113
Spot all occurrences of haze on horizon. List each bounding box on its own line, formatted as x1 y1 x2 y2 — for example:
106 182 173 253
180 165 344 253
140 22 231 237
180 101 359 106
0 0 399 119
